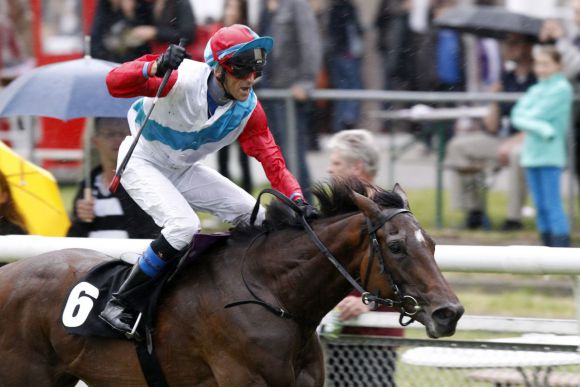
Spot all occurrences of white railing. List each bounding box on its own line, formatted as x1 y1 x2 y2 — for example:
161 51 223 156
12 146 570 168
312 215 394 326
1 235 578 274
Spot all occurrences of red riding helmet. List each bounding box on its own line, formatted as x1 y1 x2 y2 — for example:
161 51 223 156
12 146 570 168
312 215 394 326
204 24 273 77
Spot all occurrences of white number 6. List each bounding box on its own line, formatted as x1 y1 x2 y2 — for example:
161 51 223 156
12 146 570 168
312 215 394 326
62 282 100 328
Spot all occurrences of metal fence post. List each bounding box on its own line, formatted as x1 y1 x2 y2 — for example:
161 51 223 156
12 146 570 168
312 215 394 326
572 276 580 339
568 103 577 230
436 123 446 229
284 96 298 175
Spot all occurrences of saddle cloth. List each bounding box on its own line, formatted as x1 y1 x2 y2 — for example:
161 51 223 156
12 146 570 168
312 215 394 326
61 233 229 339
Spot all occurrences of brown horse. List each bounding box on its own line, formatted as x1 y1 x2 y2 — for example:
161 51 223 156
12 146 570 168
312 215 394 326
0 178 463 386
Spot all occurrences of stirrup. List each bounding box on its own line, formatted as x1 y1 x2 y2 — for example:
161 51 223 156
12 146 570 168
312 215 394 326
125 312 143 340
99 302 143 341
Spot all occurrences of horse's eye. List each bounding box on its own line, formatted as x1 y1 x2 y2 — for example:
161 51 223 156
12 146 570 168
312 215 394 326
388 241 404 255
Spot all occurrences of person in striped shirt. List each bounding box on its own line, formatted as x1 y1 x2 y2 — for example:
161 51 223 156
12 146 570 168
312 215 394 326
67 117 161 239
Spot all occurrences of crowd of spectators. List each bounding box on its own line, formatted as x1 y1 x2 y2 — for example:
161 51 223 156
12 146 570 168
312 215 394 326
0 0 578 245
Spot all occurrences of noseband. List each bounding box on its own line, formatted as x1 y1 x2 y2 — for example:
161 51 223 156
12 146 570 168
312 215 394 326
241 189 423 326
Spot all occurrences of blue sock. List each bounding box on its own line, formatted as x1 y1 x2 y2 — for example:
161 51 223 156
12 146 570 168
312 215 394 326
138 246 167 278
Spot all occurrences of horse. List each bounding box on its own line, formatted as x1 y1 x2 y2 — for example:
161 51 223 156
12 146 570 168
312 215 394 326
0 178 463 386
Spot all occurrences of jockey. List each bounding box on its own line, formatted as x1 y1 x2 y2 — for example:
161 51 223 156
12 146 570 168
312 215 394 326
99 24 317 337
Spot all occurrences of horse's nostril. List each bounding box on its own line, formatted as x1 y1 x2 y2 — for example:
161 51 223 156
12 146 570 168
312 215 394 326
433 304 464 323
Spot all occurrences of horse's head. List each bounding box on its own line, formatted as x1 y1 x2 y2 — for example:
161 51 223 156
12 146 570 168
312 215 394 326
353 184 463 339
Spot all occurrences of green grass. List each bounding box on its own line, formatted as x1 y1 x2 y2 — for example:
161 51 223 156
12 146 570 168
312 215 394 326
456 287 575 319
407 188 537 232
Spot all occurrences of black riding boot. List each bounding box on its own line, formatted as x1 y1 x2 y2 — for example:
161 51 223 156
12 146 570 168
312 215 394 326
100 237 180 338
99 263 152 337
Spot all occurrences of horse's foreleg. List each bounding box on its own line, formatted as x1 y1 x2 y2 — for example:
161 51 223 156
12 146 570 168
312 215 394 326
209 354 296 387
295 335 325 387
0 356 78 387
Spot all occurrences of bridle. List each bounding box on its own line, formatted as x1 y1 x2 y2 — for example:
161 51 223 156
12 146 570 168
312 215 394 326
362 208 422 325
225 189 423 326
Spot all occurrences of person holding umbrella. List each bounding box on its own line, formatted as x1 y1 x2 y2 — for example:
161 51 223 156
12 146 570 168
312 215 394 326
99 24 317 337
444 33 536 231
66 117 161 239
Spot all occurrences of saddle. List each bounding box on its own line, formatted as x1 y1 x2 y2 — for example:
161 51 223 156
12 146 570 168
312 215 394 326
61 233 229 339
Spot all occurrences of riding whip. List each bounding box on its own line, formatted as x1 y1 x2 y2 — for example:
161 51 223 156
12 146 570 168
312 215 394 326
109 38 187 193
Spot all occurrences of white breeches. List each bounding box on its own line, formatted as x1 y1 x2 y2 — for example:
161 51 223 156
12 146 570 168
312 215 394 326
119 137 265 250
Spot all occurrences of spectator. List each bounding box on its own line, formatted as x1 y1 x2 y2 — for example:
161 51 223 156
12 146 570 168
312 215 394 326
0 0 34 81
0 169 26 235
375 0 415 91
433 0 465 92
327 129 379 183
67 118 161 239
216 0 254 193
90 0 154 63
325 129 404 387
307 0 332 150
326 0 364 132
540 0 580 214
257 0 322 202
444 33 536 230
147 0 196 54
91 0 194 63
511 45 573 247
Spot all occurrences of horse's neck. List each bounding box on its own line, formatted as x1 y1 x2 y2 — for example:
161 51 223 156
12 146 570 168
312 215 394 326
266 214 368 326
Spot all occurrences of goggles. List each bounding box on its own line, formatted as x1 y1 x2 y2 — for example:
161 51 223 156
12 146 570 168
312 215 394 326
224 48 266 79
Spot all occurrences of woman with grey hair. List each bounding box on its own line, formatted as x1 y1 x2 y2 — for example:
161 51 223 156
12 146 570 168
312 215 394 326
327 129 380 182
324 128 403 386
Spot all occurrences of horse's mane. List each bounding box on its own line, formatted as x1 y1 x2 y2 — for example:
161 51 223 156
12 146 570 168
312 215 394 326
231 176 406 240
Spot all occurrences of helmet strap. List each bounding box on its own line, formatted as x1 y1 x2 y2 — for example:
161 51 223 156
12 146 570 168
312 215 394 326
215 66 236 101
208 72 231 105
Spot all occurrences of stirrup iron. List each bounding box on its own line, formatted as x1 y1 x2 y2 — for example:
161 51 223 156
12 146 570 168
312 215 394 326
126 312 143 340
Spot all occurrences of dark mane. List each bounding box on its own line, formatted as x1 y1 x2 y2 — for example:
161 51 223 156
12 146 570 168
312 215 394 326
231 177 406 241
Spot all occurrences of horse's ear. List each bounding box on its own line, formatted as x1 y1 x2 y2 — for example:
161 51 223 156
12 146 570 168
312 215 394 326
393 183 410 210
353 191 383 219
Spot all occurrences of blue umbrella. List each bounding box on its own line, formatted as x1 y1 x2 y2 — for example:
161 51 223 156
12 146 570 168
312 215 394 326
0 57 138 120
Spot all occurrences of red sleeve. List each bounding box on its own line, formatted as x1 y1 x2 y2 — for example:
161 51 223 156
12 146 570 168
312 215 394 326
238 101 304 200
106 54 178 98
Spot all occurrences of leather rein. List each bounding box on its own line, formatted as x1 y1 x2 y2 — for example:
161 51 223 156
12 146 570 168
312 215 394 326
225 189 422 326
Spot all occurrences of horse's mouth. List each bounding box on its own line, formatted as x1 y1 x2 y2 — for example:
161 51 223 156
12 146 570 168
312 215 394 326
420 302 464 339
425 322 458 339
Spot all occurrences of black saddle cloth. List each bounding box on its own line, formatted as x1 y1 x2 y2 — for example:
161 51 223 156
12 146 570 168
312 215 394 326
61 233 229 339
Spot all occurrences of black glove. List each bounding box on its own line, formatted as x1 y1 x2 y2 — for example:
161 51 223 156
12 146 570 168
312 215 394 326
293 198 319 219
155 44 190 77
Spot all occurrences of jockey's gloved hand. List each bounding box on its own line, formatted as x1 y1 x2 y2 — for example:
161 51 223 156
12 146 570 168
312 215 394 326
293 198 319 219
155 44 190 77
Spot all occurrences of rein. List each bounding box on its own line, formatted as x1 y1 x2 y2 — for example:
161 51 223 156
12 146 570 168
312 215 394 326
226 189 422 326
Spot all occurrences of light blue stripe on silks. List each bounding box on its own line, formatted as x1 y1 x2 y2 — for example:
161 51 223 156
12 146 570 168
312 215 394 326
132 91 256 151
